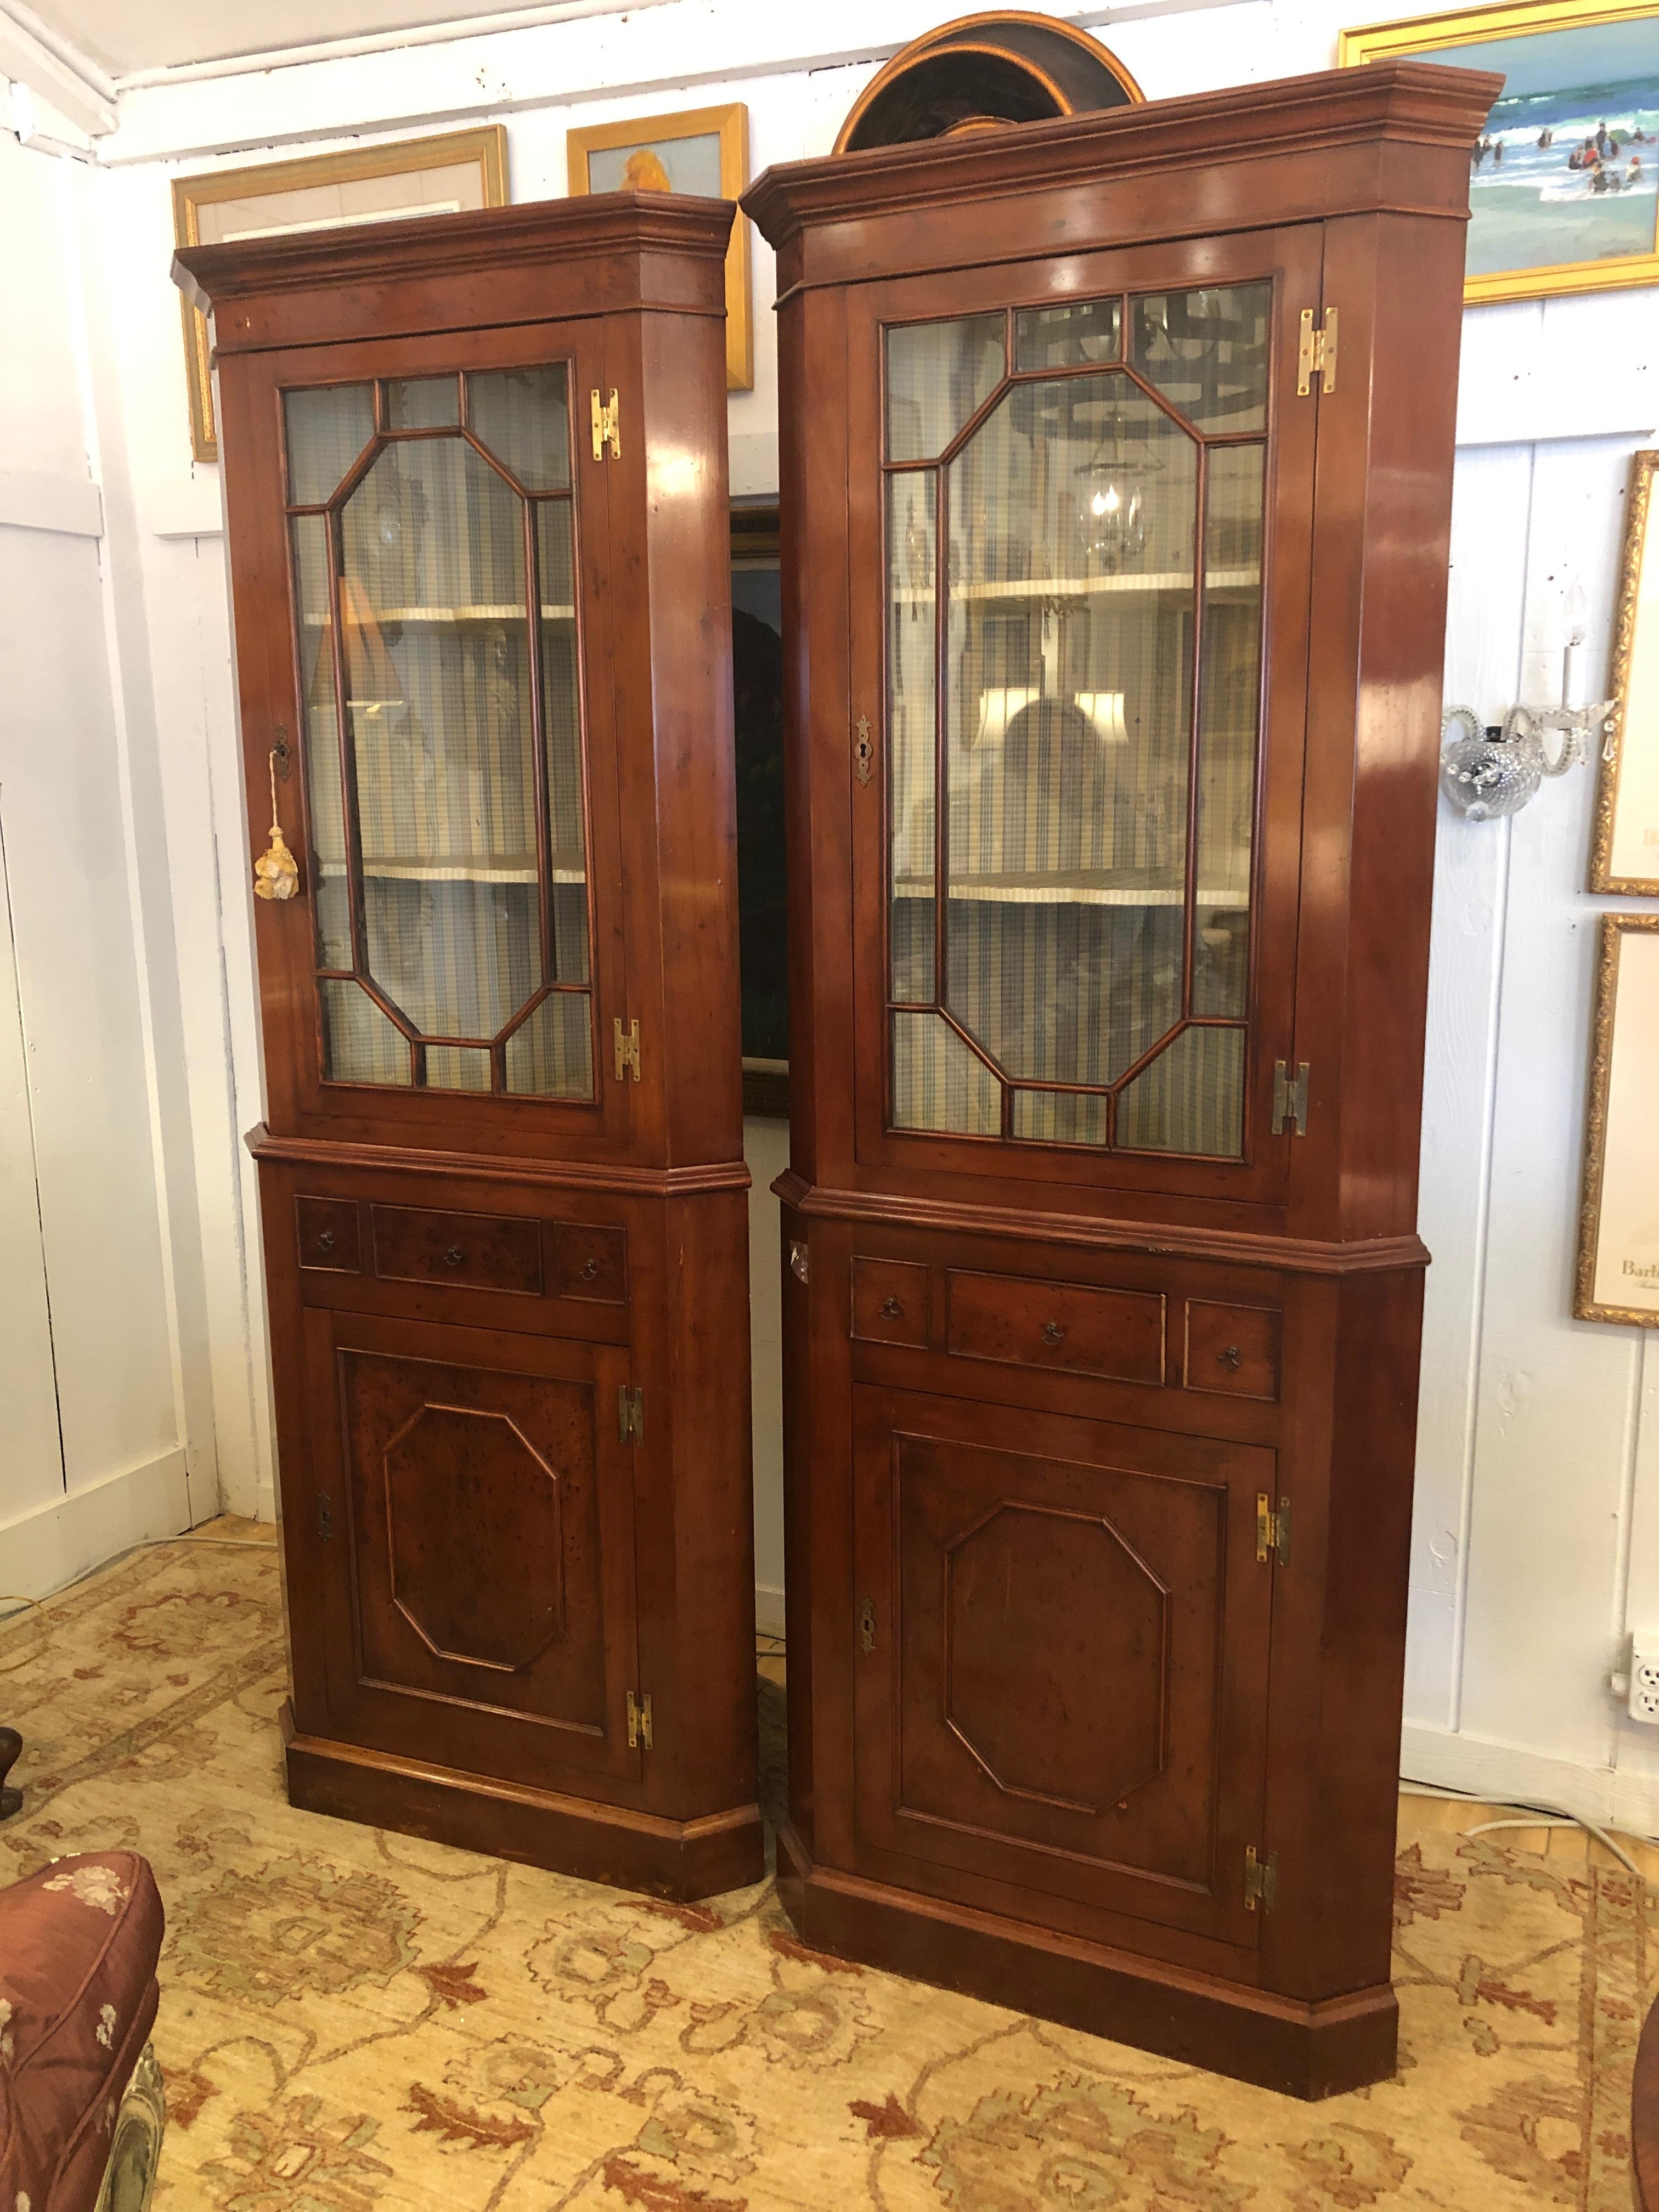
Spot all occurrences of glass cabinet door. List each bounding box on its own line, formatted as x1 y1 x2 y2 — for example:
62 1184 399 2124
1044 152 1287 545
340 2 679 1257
882 282 1274 1162
285 363 595 1101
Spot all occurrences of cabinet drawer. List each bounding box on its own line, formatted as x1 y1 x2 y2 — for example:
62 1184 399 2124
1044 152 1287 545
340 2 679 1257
370 1205 544 1296
945 1271 1165 1385
852 1258 929 1348
1183 1300 1281 1401
296 1196 361 1273
552 1223 628 1304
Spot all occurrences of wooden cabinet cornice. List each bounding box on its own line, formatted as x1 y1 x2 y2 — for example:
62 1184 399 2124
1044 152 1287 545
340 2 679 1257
747 58 1497 2094
177 193 761 1899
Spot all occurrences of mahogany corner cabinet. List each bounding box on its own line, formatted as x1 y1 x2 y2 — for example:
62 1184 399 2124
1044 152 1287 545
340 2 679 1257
173 194 764 1900
744 58 1499 2095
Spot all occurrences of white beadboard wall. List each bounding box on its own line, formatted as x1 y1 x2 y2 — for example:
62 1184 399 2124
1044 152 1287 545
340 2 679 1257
2 0 1656 1819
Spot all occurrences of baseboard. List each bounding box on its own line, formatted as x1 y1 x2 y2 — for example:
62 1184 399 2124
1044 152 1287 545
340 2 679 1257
754 1582 786 1640
0 1451 191 1605
1400 1720 1659 1844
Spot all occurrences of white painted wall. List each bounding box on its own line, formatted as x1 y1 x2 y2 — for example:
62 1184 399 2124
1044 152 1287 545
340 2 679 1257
7 0 1657 1819
0 121 213 1599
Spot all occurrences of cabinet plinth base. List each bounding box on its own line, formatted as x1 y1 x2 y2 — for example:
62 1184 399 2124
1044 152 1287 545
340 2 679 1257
281 1704 765 1901
776 1824 1396 2100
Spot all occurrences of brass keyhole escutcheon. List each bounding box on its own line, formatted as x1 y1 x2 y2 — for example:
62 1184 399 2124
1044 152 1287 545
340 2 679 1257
317 1230 334 1254
580 1257 599 1280
1218 1345 1242 1371
860 1598 876 1654
444 1246 465 1268
854 715 874 787
879 1296 902 1319
1042 1321 1066 1346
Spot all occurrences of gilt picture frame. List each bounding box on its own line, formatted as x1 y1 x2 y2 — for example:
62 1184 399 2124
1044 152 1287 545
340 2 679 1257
1339 1 1659 306
171 127 509 462
566 103 752 391
1575 912 1659 1327
1592 449 1659 895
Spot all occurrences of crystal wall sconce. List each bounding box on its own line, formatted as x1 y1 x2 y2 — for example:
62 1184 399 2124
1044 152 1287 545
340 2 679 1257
1440 629 1616 823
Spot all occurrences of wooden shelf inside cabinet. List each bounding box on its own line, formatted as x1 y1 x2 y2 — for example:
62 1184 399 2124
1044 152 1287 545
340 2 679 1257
748 57 1499 2097
177 190 760 1904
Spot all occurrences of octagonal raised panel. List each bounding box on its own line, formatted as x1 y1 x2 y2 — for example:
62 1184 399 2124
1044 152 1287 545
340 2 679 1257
385 1402 565 1671
944 1500 1169 1813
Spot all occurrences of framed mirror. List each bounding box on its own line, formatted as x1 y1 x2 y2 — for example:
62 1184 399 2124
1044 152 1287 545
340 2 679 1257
1591 448 1659 896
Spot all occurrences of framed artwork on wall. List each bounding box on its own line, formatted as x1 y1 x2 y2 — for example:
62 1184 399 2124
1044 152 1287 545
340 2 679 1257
1592 449 1659 894
566 103 752 391
1576 912 1659 1327
1339 1 1659 304
171 127 508 462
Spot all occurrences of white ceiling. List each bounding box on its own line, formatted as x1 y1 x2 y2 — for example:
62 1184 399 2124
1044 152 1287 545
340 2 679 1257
19 0 585 78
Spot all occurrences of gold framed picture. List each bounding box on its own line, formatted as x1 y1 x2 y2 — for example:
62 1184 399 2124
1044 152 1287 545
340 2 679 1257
1592 449 1659 895
566 103 752 392
172 127 509 462
1575 912 1659 1327
1339 1 1659 306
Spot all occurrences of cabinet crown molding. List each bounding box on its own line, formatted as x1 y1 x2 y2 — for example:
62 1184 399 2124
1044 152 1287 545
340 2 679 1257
743 59 1502 249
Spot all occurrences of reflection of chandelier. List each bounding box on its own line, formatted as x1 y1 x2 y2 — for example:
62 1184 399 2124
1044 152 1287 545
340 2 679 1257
1073 391 1162 574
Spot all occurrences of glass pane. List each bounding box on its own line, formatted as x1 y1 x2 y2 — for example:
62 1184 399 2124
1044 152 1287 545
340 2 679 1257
1011 1088 1109 1146
284 384 374 505
320 979 410 1086
1131 284 1271 436
1014 297 1121 371
505 992 594 1099
1194 445 1265 1019
467 366 572 491
888 472 936 1003
537 503 588 984
891 1010 1000 1135
385 376 459 429
425 1044 491 1091
290 516 353 972
941 374 1197 1085
1116 1025 1244 1156
338 437 543 1040
886 315 1005 465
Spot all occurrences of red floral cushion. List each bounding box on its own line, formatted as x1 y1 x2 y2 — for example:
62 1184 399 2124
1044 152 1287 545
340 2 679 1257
0 1852 164 2212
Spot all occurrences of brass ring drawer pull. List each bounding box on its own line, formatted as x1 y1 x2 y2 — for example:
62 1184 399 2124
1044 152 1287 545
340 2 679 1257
1042 1321 1066 1346
443 1246 466 1268
581 1257 599 1280
317 1231 335 1254
1218 1345 1243 1371
879 1296 903 1319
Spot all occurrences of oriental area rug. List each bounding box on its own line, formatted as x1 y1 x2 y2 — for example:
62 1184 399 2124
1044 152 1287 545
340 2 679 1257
0 1523 1649 2210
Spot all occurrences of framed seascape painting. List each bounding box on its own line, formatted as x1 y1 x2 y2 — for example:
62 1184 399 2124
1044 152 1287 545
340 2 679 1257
172 128 508 461
1592 449 1659 894
1340 1 1659 304
566 103 752 390
1576 914 1659 1326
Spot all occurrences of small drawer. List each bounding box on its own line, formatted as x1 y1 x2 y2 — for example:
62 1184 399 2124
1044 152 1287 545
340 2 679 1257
946 1271 1165 1385
370 1204 543 1295
1184 1300 1281 1400
296 1196 360 1273
552 1223 628 1304
852 1258 930 1349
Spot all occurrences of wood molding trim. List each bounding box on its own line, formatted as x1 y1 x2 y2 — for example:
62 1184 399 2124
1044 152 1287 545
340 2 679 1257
247 1125 752 1200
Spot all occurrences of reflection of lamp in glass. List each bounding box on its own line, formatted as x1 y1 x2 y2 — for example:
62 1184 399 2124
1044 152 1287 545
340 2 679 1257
1074 691 1127 743
977 686 1041 745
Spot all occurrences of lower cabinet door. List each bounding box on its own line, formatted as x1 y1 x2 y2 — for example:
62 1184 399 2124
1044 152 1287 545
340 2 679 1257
303 1308 641 1796
852 1385 1275 1949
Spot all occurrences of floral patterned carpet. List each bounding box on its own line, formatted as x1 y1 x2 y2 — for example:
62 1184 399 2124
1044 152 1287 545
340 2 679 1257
0 1522 1651 2210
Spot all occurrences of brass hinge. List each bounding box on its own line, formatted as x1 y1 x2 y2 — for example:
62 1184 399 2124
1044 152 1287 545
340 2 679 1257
590 386 620 460
627 1689 653 1750
1271 1058 1310 1136
1296 306 1338 397
854 715 874 787
618 1385 644 1444
317 1491 332 1544
613 1016 641 1082
1244 1844 1278 1914
789 1238 810 1285
1256 1492 1291 1567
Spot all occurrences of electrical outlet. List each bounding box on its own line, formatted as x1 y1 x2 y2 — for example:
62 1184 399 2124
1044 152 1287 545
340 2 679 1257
1628 1637 1659 1724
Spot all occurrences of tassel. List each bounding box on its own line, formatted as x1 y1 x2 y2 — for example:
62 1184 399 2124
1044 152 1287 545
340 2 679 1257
253 747 301 902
